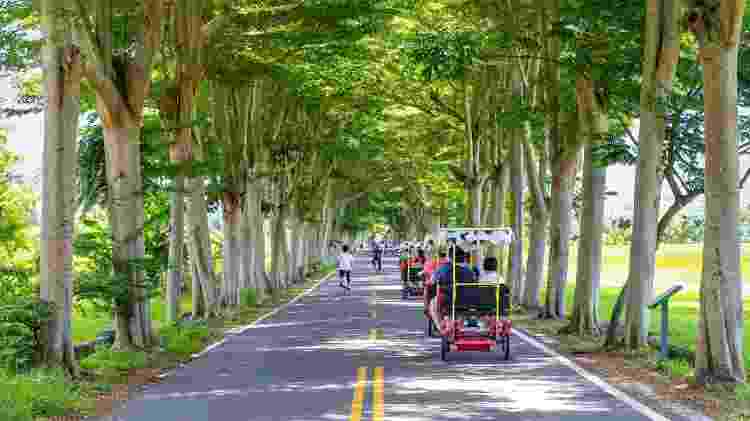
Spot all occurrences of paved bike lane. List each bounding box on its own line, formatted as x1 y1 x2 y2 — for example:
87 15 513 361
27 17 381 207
103 256 673 421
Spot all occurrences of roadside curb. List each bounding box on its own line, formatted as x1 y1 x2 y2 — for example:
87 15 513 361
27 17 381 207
159 269 337 379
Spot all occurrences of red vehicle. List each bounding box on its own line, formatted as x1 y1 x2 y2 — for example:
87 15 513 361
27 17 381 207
401 250 427 299
427 227 514 361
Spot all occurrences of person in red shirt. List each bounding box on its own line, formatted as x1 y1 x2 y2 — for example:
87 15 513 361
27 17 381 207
412 248 427 267
423 251 449 316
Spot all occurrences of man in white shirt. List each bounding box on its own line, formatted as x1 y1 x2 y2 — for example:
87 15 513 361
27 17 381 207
337 245 355 289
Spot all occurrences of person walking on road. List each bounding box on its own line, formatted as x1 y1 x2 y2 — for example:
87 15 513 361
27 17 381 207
337 245 354 290
371 242 383 272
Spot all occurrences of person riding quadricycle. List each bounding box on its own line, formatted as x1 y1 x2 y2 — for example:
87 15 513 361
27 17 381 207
400 244 426 299
425 227 514 361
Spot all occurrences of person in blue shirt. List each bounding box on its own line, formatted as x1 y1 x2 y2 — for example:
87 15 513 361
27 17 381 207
428 246 476 331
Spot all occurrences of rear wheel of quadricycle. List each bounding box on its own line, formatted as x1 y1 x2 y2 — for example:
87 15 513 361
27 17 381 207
441 336 449 361
426 317 433 337
500 335 510 360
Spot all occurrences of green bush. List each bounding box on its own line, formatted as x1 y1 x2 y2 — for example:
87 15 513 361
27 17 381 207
656 358 692 378
74 217 161 315
604 217 632 246
0 270 53 372
79 346 149 372
662 215 692 244
159 322 210 357
240 288 258 308
0 368 82 420
735 383 750 402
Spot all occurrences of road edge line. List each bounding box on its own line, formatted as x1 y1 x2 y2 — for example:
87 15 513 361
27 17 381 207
159 269 337 378
512 328 672 421
230 269 338 337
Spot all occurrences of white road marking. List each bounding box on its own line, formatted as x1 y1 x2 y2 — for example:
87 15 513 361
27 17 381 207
512 328 672 421
159 270 337 379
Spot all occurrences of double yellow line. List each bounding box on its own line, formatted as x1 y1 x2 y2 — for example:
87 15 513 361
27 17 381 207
350 366 384 421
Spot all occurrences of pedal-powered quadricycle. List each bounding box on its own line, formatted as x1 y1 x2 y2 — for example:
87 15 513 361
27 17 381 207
400 242 427 299
426 227 514 361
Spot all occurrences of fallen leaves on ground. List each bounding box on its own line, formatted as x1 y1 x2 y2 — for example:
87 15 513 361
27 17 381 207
571 350 721 418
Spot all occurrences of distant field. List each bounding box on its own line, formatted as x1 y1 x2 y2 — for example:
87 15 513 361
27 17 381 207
568 242 750 292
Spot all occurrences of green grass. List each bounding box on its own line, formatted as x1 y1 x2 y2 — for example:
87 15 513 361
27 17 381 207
583 286 750 368
72 294 193 344
0 368 85 420
79 346 150 372
557 242 750 370
567 242 750 291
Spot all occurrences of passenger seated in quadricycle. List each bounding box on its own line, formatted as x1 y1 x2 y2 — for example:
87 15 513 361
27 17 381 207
426 228 514 361
402 248 427 299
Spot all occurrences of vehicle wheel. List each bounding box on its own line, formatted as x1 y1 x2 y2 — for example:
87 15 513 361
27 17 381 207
426 317 433 337
402 288 408 299
441 336 448 361
503 335 511 360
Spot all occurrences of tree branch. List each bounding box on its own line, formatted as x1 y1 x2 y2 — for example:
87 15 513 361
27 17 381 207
739 165 750 189
429 90 464 122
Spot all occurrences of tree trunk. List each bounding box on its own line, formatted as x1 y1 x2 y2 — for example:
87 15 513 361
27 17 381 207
286 212 299 284
166 175 184 323
566 30 609 334
543 125 578 320
694 0 746 384
566 142 605 335
222 192 241 307
656 194 699 249
186 175 218 316
271 204 290 289
624 0 680 349
256 213 271 296
238 189 254 300
77 0 164 351
523 137 548 310
191 260 204 317
246 179 266 302
104 123 151 349
39 2 80 374
507 123 524 305
321 181 336 260
492 165 509 273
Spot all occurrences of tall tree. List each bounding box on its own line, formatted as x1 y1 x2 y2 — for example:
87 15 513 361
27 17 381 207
73 0 164 349
623 0 682 348
566 31 609 335
161 0 207 323
688 0 746 384
38 0 81 374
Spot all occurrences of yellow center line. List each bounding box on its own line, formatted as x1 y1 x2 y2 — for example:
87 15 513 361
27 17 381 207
350 367 367 421
368 328 383 340
373 367 384 421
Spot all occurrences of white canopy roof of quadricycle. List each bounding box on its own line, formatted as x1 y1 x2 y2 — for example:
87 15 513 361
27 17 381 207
438 227 514 248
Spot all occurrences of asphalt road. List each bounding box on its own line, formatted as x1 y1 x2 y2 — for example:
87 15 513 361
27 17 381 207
103 256 667 421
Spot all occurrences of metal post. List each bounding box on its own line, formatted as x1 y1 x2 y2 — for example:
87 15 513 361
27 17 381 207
660 302 669 359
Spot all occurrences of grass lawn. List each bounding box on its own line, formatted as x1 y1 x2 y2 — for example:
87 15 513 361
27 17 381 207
567 242 750 291
561 242 750 369
72 294 193 344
